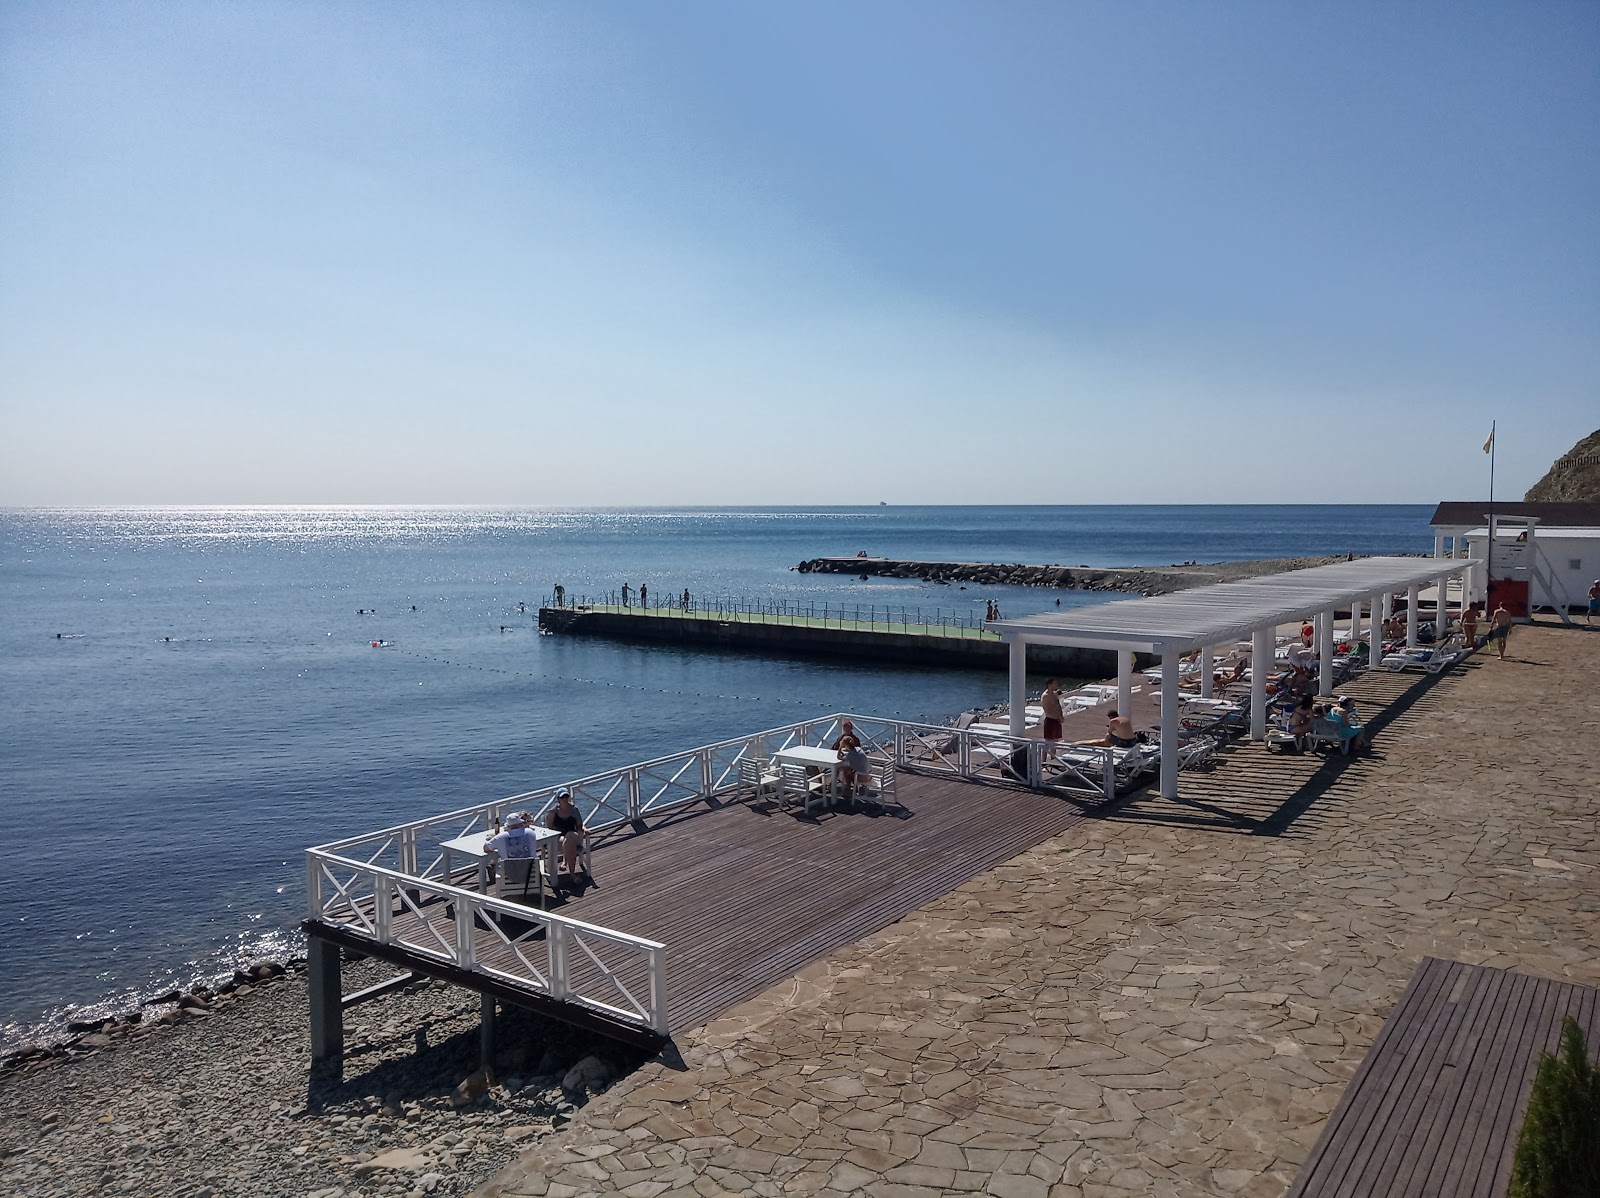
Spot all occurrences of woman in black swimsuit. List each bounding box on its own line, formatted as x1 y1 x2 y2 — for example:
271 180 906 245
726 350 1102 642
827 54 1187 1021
545 788 588 880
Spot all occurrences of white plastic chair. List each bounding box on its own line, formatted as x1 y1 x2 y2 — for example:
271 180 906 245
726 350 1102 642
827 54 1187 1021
493 855 545 906
779 762 827 815
857 761 896 810
738 756 779 801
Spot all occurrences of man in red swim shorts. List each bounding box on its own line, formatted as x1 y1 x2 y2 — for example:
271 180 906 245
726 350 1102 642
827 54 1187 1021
1040 679 1065 758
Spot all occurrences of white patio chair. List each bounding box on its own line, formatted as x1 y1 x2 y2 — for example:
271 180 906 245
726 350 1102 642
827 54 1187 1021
778 762 827 815
738 756 779 801
856 761 896 810
493 855 545 907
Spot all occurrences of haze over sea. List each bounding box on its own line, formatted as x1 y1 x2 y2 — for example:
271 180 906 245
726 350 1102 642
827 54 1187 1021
1 504 1430 1051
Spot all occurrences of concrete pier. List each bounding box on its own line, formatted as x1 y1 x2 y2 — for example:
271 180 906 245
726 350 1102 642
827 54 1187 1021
538 606 1133 676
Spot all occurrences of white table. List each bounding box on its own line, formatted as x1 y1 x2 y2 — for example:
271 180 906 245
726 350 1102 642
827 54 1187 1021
774 744 843 808
440 826 560 904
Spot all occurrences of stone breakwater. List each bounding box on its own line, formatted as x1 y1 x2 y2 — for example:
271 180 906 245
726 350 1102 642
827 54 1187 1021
0 955 646 1198
796 554 1361 596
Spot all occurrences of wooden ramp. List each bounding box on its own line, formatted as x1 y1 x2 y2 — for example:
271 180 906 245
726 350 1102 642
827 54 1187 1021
1287 957 1600 1198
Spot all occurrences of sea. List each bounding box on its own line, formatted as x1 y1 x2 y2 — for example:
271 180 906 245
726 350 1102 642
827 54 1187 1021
0 504 1432 1051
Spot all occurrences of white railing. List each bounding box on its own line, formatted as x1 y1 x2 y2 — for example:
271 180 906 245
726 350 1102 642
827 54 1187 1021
306 853 667 1033
306 710 1140 1035
311 713 1130 867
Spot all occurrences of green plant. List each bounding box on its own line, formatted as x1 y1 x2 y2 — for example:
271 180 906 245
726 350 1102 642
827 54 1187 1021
1508 1015 1600 1197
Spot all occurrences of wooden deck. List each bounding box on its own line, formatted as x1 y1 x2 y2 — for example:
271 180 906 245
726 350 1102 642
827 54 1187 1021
322 770 1094 1039
1287 957 1600 1198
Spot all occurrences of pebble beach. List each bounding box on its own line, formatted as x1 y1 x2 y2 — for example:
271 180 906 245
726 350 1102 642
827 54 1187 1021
0 956 643 1198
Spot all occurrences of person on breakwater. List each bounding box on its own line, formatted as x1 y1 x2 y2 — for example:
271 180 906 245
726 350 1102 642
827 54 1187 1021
553 584 565 606
639 583 647 607
621 583 631 607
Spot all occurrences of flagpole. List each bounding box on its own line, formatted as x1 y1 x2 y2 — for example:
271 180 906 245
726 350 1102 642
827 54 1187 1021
1486 420 1496 607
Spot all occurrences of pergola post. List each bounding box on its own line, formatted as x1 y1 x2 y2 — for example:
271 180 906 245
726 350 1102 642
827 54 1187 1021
1351 598 1362 653
1318 607 1336 696
1250 629 1271 740
1116 650 1133 715
1007 638 1027 737
1368 593 1383 669
1437 571 1452 636
1406 583 1420 649
1159 646 1181 799
1433 532 1445 558
1199 646 1213 698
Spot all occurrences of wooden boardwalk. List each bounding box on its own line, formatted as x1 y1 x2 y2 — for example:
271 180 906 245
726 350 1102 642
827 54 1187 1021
333 771 1093 1039
1288 957 1600 1198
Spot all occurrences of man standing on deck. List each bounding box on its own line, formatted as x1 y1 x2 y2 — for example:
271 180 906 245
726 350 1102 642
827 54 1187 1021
639 583 648 609
621 583 631 607
1040 679 1065 759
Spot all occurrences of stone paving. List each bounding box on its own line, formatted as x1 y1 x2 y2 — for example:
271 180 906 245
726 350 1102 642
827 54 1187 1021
477 623 1600 1198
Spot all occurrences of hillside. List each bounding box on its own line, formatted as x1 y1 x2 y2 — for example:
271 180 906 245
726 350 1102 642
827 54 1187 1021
1524 428 1600 501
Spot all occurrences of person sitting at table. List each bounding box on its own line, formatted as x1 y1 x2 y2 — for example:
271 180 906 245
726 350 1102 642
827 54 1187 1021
484 811 538 886
545 788 589 880
834 732 872 800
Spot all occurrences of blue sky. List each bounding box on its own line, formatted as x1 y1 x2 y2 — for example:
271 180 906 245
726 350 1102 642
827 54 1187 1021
1 1 1595 504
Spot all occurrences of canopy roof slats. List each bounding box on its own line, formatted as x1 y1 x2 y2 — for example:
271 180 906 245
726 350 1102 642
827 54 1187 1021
990 556 1476 653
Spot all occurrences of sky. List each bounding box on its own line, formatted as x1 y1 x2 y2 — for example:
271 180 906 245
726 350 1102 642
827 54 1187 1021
1 1 1596 505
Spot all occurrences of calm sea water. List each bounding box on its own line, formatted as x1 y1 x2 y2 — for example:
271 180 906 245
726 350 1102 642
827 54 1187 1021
0 505 1430 1049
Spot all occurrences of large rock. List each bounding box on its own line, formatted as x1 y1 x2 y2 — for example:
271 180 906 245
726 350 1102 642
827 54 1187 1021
450 1067 493 1108
561 1055 613 1095
353 1147 433 1176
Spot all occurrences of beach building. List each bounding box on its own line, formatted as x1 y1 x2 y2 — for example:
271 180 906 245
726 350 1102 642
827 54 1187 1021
1429 501 1600 616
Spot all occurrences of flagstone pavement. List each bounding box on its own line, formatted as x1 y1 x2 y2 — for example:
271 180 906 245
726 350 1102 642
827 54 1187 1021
477 622 1600 1198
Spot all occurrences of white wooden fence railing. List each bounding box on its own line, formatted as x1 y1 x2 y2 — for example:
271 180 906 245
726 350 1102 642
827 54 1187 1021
306 711 1135 1035
306 854 668 1034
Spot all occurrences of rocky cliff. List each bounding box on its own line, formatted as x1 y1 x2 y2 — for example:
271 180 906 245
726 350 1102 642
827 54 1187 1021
1524 428 1600 502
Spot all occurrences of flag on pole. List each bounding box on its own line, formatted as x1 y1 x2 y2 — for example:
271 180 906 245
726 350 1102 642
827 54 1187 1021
1482 427 1495 454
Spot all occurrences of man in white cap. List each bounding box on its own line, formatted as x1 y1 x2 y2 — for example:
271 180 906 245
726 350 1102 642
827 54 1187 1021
484 810 537 860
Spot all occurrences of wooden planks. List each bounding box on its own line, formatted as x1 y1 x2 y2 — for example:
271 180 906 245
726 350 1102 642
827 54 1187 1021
1287 957 1600 1198
348 771 1089 1036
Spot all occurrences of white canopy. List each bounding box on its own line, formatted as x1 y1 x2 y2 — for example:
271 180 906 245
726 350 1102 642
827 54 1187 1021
989 556 1475 654
991 554 1480 801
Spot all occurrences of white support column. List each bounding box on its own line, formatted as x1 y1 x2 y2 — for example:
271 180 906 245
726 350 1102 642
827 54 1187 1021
1433 532 1445 558
1437 571 1452 637
1199 646 1213 699
1351 599 1362 654
1159 646 1181 799
1007 638 1027 737
1116 650 1133 716
1369 593 1383 670
1406 583 1420 649
1250 629 1271 740
1318 607 1336 696
1453 536 1465 560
